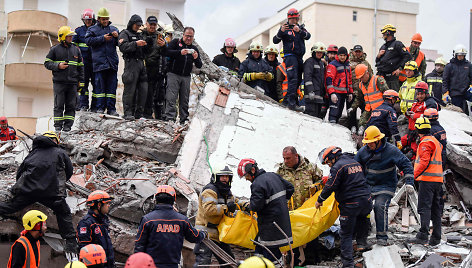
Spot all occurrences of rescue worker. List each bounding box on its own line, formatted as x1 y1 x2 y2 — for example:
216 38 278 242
239 41 274 97
45 26 84 132
409 117 443 246
8 210 47 268
74 9 96 112
79 244 107 268
406 81 440 132
326 46 353 123
194 163 246 267
118 14 152 120
353 63 388 135
349 45 373 133
442 44 472 114
212 38 241 73
65 261 88 268
264 44 280 101
375 24 412 91
239 256 275 268
0 131 77 253
355 126 414 246
425 57 447 100
163 27 202 125
326 44 338 63
85 7 119 116
125 252 156 268
423 108 447 164
303 42 327 118
0 116 17 141
142 16 167 119
399 33 426 82
135 185 206 268
238 159 294 262
276 49 287 102
273 8 311 111
315 146 372 267
399 61 423 114
367 90 401 146
164 24 174 43
77 190 115 268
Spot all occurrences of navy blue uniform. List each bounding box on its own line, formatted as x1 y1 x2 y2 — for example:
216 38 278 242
367 102 400 143
317 154 372 267
73 24 95 110
442 57 472 114
238 54 273 96
431 120 447 164
77 210 114 268
135 204 205 268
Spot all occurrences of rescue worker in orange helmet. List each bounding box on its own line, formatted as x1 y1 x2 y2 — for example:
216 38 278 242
8 210 47 268
399 33 426 82
0 116 17 141
409 117 443 246
79 244 107 268
77 190 115 268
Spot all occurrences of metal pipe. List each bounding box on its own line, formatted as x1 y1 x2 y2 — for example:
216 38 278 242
250 239 284 267
21 32 32 59
273 221 294 268
373 0 378 66
2 33 14 59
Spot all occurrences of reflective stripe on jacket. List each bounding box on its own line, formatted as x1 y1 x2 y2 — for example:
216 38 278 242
399 48 424 82
414 136 443 183
277 62 288 96
399 75 422 113
8 236 40 268
360 75 384 111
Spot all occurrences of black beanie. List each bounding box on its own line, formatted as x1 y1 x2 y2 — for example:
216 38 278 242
337 46 348 55
417 128 431 135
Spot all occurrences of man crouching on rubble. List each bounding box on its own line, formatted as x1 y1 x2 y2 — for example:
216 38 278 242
135 185 206 267
194 163 248 267
0 131 78 254
316 146 372 268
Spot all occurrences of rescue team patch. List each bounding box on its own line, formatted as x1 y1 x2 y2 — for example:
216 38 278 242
80 227 87 234
156 224 181 233
95 227 101 234
348 166 362 174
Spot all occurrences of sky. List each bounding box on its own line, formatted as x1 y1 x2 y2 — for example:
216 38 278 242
183 0 471 60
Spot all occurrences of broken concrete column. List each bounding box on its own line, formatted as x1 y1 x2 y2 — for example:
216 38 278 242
363 245 405 268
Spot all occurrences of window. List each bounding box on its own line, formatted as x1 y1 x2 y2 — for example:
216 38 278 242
353 11 358 22
146 8 160 20
18 97 33 117
23 0 37 10
103 0 127 26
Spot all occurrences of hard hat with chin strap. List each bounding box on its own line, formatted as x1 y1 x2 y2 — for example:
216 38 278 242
23 210 47 231
311 42 326 54
362 126 385 144
381 24 396 34
57 26 76 42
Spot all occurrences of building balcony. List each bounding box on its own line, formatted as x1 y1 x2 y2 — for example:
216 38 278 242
5 63 52 89
7 10 67 36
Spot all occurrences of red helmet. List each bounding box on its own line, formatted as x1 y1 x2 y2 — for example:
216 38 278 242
86 190 113 206
125 252 156 268
287 8 299 18
224 38 236 48
327 44 338 53
415 81 429 93
318 146 342 164
424 108 439 120
79 244 107 265
155 185 176 201
0 116 7 124
82 9 95 20
237 158 257 178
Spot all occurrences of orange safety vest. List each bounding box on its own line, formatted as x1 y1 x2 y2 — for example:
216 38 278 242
399 48 425 82
277 62 288 97
8 236 40 268
359 75 384 111
414 136 443 183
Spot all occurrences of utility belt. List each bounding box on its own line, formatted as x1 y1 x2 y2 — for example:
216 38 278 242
124 57 145 62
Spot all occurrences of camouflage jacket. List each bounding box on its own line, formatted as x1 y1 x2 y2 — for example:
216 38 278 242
350 51 373 110
276 156 323 209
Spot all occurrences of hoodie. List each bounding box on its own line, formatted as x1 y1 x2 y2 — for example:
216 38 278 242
118 15 152 60
326 54 353 95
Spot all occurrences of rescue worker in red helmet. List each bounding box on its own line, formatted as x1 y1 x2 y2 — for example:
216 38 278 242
406 81 440 131
125 252 156 268
326 44 338 63
8 210 47 268
79 244 107 268
74 9 97 112
315 147 372 267
135 185 206 268
0 116 17 141
77 190 115 268
273 8 311 111
238 158 294 263
366 90 402 147
213 38 241 73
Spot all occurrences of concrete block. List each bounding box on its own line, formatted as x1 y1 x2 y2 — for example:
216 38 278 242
363 245 404 268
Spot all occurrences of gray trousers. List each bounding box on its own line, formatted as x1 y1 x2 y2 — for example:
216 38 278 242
163 72 191 123
122 58 148 118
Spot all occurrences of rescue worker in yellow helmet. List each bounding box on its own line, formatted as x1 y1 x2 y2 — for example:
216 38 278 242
425 57 447 100
399 61 422 114
65 261 88 268
8 210 47 268
45 26 84 132
239 256 275 268
239 41 274 97
376 24 412 91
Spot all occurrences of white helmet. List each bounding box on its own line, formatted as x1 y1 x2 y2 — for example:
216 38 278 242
434 57 447 66
249 41 263 52
453 44 467 56
164 24 174 34
311 41 327 53
264 44 279 55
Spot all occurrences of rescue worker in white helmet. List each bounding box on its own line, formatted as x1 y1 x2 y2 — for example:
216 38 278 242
425 57 447 101
264 44 281 101
303 42 327 118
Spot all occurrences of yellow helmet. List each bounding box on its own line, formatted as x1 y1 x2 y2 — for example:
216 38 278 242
249 41 263 52
404 61 418 71
239 256 275 268
43 130 58 141
434 57 447 66
22 210 47 231
264 44 279 55
415 117 431 130
57 26 76 42
279 48 284 58
64 261 87 268
97 7 110 18
362 126 385 144
381 24 396 34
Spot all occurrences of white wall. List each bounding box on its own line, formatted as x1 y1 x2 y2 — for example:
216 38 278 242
3 86 53 117
4 0 22 13
130 0 185 24
37 0 68 16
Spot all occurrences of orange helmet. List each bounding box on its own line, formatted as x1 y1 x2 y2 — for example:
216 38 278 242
86 190 113 206
125 252 156 268
383 90 399 102
423 108 439 120
79 244 107 266
287 8 299 18
355 64 368 79
155 185 176 201
411 33 422 43
318 146 342 164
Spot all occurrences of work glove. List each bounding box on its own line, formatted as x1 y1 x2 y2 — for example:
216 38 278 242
347 93 353 102
396 141 403 150
442 91 451 103
263 72 274 81
330 94 338 103
309 183 323 195
254 72 266 80
243 72 260 82
200 230 209 239
226 201 237 213
241 201 251 212
321 176 329 185
406 184 415 194
307 92 315 100
405 110 414 119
